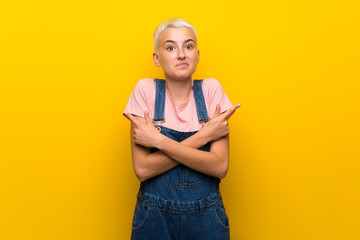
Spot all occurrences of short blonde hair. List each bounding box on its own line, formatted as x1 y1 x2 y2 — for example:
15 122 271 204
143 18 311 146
153 18 197 54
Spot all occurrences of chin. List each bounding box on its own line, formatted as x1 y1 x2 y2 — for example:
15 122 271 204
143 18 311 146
173 74 193 81
165 68 197 81
177 70 197 80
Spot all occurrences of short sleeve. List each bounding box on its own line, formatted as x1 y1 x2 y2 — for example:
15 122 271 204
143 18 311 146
202 78 233 118
123 78 155 120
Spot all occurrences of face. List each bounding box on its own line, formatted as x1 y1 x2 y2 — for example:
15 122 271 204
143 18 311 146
153 27 199 81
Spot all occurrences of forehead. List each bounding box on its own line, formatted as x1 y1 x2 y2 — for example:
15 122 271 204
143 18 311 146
159 27 197 44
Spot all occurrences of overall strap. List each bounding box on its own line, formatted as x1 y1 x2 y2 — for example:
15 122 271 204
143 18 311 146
193 80 210 122
153 78 166 121
153 79 210 122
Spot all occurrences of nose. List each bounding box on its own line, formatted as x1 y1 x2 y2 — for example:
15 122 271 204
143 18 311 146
177 47 185 60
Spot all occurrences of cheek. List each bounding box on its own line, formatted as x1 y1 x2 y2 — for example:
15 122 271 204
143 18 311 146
191 55 199 64
159 59 169 68
161 55 173 65
190 52 199 60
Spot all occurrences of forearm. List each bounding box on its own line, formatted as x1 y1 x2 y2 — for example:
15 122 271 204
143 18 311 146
155 134 229 179
133 127 213 181
128 106 237 181
133 146 177 182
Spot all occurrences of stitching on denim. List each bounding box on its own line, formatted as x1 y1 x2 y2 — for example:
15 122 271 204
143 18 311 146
214 202 230 230
161 175 205 188
154 125 200 135
153 117 165 121
181 215 185 240
132 203 150 231
140 202 220 215
142 191 219 204
139 194 221 214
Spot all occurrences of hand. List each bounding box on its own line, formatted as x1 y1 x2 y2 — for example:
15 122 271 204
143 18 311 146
124 111 164 148
201 104 241 142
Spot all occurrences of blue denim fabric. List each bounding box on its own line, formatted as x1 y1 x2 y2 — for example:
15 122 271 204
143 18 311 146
131 79 230 240
153 79 166 122
192 80 210 122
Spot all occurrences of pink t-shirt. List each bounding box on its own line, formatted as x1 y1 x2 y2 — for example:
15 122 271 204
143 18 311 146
123 78 233 132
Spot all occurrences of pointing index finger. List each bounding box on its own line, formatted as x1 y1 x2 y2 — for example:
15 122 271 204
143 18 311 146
222 104 241 120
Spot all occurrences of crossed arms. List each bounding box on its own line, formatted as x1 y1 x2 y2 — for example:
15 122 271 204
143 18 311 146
124 104 240 182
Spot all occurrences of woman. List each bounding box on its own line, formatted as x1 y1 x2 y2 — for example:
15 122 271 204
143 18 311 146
124 18 240 240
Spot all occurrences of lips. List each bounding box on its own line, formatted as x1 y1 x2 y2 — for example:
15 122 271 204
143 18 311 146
176 62 189 67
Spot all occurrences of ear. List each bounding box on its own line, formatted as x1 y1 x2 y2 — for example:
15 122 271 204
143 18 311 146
153 53 161 67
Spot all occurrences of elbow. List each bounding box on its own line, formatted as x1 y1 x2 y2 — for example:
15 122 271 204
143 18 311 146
134 165 150 182
136 174 147 182
133 155 151 182
217 166 228 179
215 158 229 179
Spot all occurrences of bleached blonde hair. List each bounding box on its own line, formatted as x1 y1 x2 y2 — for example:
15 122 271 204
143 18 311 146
153 18 197 54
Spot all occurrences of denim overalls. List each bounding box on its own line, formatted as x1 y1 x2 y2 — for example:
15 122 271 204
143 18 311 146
131 79 230 240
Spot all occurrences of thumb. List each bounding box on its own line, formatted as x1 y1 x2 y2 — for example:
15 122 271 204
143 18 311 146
213 104 221 117
144 110 152 125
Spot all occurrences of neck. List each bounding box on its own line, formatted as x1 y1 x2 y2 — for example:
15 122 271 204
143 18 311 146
164 76 193 103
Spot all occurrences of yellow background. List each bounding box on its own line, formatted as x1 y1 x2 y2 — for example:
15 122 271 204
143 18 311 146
1 0 359 239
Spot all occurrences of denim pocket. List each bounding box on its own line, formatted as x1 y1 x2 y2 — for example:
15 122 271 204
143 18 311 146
214 201 230 230
132 202 150 230
161 165 205 188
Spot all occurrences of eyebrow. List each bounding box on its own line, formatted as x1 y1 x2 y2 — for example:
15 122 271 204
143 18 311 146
162 39 196 45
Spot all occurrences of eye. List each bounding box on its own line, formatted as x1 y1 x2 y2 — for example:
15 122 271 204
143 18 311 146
186 44 193 50
167 46 174 51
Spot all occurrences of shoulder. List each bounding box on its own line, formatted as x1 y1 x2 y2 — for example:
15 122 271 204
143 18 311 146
124 78 156 117
133 78 155 93
135 78 155 88
200 78 233 116
202 78 222 87
201 78 224 92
